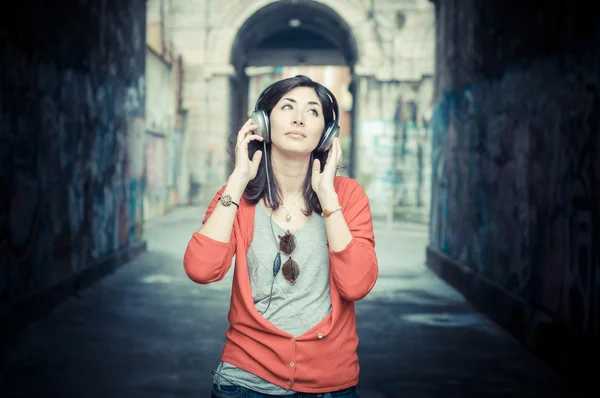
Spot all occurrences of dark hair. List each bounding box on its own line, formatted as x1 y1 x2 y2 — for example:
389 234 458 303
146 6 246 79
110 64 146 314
229 75 336 216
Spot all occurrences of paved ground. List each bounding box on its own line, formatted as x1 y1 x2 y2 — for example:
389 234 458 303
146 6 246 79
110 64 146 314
0 206 580 398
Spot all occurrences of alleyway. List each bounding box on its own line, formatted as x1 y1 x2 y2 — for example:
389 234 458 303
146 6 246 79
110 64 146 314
0 206 577 398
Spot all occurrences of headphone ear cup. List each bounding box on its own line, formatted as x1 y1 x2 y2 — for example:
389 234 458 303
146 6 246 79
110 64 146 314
251 110 270 144
316 123 340 152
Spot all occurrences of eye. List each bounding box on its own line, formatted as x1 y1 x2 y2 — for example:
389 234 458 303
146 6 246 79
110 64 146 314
282 104 293 110
308 108 319 116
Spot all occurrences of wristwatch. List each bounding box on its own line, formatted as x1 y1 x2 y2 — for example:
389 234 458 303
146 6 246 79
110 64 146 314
219 194 239 209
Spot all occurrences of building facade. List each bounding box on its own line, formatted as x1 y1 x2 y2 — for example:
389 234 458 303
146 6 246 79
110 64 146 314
156 0 435 222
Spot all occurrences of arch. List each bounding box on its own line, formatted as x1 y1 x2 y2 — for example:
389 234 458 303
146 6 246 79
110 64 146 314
205 0 373 180
206 0 365 69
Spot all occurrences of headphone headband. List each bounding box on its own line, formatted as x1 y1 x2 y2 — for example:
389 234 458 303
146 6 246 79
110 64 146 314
254 81 278 112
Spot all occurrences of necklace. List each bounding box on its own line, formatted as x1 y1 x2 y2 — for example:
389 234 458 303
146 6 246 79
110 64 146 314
280 192 303 222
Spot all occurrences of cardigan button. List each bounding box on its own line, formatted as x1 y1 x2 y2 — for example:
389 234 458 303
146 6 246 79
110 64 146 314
290 362 295 367
286 381 292 386
317 333 323 338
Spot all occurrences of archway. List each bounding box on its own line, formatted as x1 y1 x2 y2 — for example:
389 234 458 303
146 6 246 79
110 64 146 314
226 0 360 177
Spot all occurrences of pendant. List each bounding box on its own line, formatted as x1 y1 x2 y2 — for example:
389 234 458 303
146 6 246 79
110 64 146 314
285 213 291 222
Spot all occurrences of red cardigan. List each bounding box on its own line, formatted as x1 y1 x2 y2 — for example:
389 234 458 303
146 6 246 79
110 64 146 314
183 176 379 393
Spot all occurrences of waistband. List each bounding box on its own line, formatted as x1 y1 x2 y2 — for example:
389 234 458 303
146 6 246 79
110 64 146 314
212 383 357 397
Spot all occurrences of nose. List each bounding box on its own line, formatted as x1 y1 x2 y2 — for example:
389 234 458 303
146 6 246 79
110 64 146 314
292 113 304 126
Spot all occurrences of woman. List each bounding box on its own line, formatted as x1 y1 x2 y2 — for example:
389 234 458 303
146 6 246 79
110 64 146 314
184 75 378 397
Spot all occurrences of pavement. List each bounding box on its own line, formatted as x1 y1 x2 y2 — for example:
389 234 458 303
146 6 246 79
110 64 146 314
0 206 581 398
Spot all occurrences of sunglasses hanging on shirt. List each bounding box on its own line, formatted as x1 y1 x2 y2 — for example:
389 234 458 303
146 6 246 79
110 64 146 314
259 214 301 316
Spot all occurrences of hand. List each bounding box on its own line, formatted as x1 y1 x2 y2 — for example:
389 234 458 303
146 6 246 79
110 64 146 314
311 137 342 197
232 118 264 182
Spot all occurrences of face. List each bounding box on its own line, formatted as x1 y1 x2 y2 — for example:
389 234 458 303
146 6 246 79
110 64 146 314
269 86 326 155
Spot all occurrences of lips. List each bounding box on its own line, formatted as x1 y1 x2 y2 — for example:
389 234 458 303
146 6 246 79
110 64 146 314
286 131 306 138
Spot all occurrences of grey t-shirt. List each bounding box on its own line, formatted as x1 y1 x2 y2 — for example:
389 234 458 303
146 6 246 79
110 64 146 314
212 204 332 394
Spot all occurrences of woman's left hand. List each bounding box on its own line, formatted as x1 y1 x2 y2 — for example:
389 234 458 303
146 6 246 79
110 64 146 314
311 137 342 197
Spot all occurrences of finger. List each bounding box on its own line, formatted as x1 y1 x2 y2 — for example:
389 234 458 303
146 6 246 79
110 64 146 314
312 158 321 175
237 123 258 143
238 118 252 134
330 137 338 156
324 143 338 172
239 121 257 136
251 149 263 164
336 137 342 163
243 124 259 136
237 133 264 152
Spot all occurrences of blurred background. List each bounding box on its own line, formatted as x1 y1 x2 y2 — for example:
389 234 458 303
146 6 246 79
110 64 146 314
0 0 598 397
143 0 435 225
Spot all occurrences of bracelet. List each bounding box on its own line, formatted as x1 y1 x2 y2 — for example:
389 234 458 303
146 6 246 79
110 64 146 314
218 194 239 209
321 205 342 217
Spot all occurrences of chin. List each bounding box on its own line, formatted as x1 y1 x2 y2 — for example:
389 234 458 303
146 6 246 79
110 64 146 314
284 147 314 156
276 144 314 157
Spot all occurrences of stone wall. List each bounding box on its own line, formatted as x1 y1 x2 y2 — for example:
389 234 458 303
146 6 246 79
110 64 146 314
428 0 600 382
0 0 147 338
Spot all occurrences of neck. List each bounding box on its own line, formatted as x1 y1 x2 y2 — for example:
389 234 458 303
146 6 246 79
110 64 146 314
269 147 309 204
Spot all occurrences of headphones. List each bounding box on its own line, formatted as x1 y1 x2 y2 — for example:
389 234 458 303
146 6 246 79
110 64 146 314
250 80 341 153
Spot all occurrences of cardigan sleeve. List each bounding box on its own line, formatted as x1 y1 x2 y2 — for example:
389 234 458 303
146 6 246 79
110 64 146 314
328 178 379 301
183 185 237 284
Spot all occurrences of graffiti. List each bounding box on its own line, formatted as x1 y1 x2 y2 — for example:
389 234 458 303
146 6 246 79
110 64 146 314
126 116 145 243
430 51 600 334
127 116 146 178
396 122 432 216
360 119 432 222
359 119 396 219
0 0 146 310
124 76 145 118
143 133 168 219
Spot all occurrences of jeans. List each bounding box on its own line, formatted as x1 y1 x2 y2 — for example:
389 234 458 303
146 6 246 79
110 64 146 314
210 383 360 398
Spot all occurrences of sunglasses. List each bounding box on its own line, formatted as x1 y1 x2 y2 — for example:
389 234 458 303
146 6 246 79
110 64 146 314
275 230 299 284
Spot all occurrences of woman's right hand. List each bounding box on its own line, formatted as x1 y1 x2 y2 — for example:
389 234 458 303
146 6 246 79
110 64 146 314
232 118 264 183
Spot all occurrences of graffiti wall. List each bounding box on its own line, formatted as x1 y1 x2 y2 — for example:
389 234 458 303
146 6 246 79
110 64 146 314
0 0 146 314
143 133 167 219
360 119 396 219
361 119 432 223
430 50 600 335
